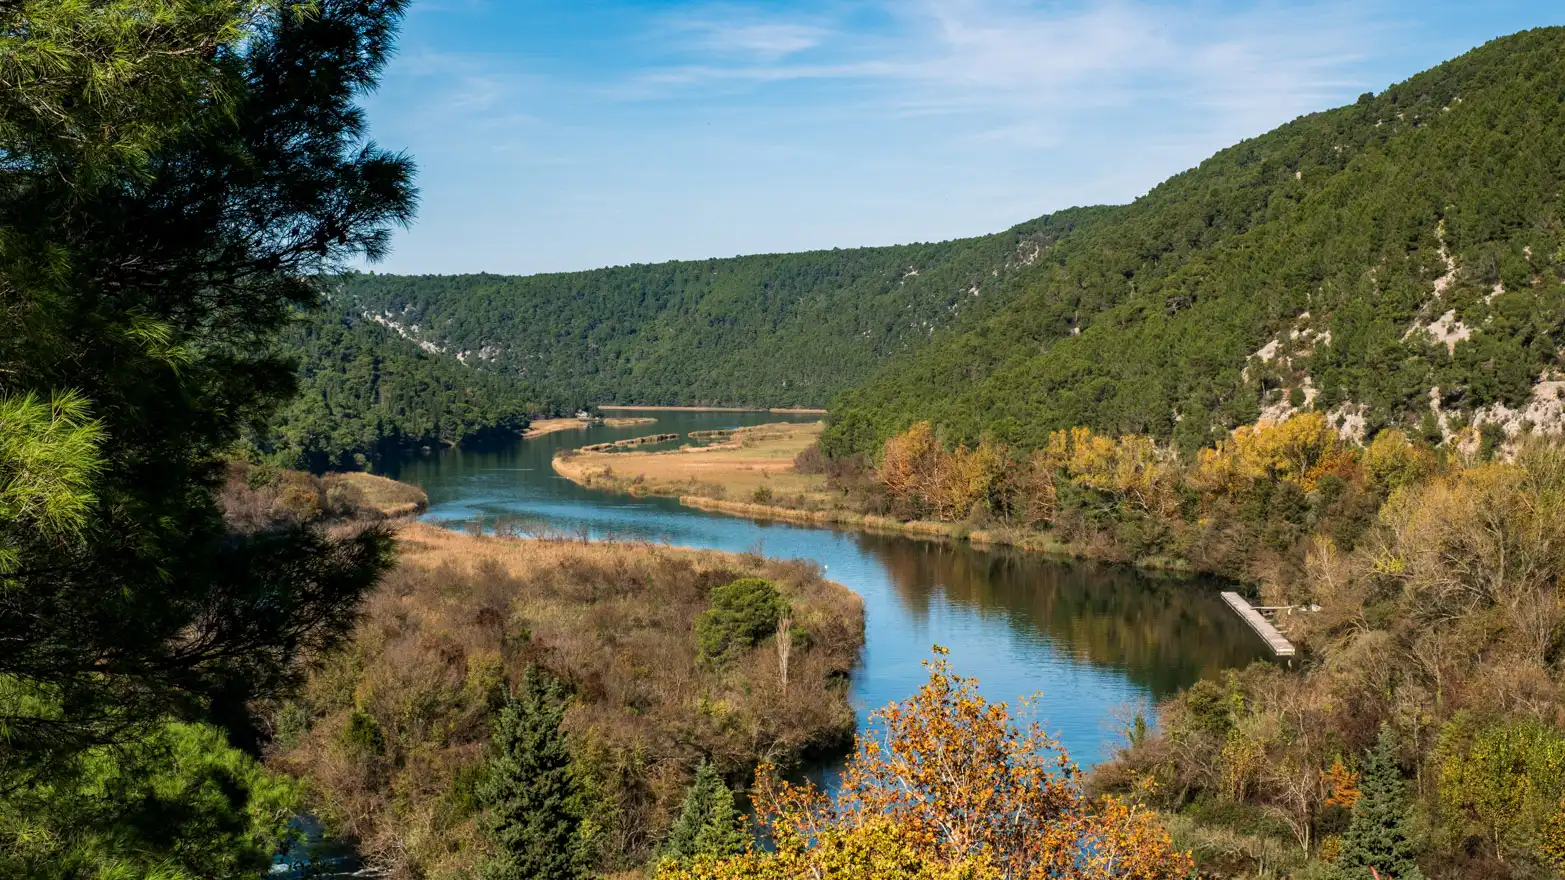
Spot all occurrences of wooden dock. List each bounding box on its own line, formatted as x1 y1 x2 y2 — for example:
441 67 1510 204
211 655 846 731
1221 592 1297 657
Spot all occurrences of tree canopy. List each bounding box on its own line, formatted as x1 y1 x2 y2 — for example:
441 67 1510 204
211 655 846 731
0 0 416 859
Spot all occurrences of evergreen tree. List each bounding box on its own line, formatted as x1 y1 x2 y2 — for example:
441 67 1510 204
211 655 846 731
0 0 416 772
478 666 590 880
1335 725 1426 880
663 761 748 861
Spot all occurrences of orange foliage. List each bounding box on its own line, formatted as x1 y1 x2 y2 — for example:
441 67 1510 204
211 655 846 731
881 424 1012 521
740 649 1193 880
1323 757 1361 809
880 421 945 518
1196 412 1358 494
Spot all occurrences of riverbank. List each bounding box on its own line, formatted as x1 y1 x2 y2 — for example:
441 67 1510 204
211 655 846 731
270 520 864 879
550 423 1199 574
323 471 429 518
554 421 830 502
598 405 827 414
522 415 658 439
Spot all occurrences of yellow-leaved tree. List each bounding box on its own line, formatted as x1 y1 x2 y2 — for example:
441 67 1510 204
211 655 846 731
660 649 1192 880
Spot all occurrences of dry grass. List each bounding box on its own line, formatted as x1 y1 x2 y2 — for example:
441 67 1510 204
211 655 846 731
218 462 427 531
523 416 658 438
598 406 826 414
270 522 863 879
555 421 830 502
322 472 429 518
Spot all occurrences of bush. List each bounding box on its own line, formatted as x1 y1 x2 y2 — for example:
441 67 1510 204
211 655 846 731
793 443 828 475
695 578 787 666
752 485 774 504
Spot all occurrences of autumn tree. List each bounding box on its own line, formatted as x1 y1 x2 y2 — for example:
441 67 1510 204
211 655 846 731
686 648 1192 880
880 421 946 519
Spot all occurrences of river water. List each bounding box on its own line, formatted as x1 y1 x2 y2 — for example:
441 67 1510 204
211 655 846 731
277 409 1265 874
384 409 1266 765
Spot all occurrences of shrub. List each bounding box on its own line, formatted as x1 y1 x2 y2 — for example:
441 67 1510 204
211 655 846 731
793 443 828 475
752 485 774 504
340 707 385 757
696 578 787 666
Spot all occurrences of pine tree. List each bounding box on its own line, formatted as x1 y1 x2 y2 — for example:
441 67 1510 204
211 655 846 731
1335 725 1426 880
663 761 749 861
478 666 590 880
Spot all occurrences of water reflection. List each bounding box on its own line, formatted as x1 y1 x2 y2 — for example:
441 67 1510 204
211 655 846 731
857 536 1260 700
383 409 1269 765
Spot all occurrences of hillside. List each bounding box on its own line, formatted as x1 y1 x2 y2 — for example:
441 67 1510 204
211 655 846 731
824 28 1565 457
329 210 1116 409
255 310 535 470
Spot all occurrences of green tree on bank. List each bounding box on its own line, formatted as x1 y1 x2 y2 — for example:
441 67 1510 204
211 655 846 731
0 0 416 872
479 666 592 880
1335 727 1426 880
663 761 748 862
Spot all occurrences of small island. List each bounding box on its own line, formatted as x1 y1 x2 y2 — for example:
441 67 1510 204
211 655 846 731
521 414 658 439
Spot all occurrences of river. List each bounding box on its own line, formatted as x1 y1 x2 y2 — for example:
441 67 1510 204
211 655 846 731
278 409 1267 875
383 409 1267 765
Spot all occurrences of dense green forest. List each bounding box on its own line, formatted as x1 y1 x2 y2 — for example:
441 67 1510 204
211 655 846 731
824 28 1565 457
330 211 1113 408
257 310 534 470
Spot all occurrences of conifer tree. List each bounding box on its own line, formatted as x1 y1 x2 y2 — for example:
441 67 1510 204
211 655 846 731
1335 725 1426 880
663 761 748 861
478 666 590 880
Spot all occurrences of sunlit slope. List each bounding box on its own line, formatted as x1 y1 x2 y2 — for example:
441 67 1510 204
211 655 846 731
825 28 1565 455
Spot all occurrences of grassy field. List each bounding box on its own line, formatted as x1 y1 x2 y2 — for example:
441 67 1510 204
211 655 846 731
322 472 429 517
597 405 827 414
522 416 657 439
270 520 863 879
554 421 830 503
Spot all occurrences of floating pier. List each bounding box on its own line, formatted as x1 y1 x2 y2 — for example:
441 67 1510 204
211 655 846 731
1221 591 1297 657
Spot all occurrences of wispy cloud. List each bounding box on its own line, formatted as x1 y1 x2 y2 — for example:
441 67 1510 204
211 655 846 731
632 0 1382 139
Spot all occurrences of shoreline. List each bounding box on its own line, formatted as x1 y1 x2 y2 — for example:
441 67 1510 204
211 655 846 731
598 404 827 414
548 450 1197 575
522 415 657 439
676 496 1196 574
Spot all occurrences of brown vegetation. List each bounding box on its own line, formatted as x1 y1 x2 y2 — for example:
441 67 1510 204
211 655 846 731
555 422 829 504
1087 441 1565 878
268 522 864 879
217 461 427 531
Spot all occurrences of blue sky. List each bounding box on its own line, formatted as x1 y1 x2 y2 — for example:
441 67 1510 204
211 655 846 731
363 1 1563 275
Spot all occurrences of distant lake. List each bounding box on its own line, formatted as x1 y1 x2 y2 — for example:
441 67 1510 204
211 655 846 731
385 409 1268 767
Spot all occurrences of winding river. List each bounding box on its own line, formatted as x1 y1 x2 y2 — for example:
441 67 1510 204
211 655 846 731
384 409 1267 765
278 409 1268 875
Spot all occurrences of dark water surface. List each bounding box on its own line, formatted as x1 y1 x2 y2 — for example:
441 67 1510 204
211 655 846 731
384 409 1267 766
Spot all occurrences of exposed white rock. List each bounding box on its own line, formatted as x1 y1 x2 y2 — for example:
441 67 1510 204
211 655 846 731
1242 337 1282 382
1423 309 1472 352
1258 377 1320 425
1329 403 1369 445
1471 376 1565 440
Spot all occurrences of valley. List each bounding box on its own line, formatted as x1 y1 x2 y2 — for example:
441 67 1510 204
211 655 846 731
8 7 1565 880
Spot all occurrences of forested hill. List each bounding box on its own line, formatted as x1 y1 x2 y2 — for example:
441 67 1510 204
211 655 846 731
330 210 1116 409
824 27 1565 456
255 310 534 470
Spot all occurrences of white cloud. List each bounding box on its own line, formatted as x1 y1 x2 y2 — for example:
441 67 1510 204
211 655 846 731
634 0 1383 139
